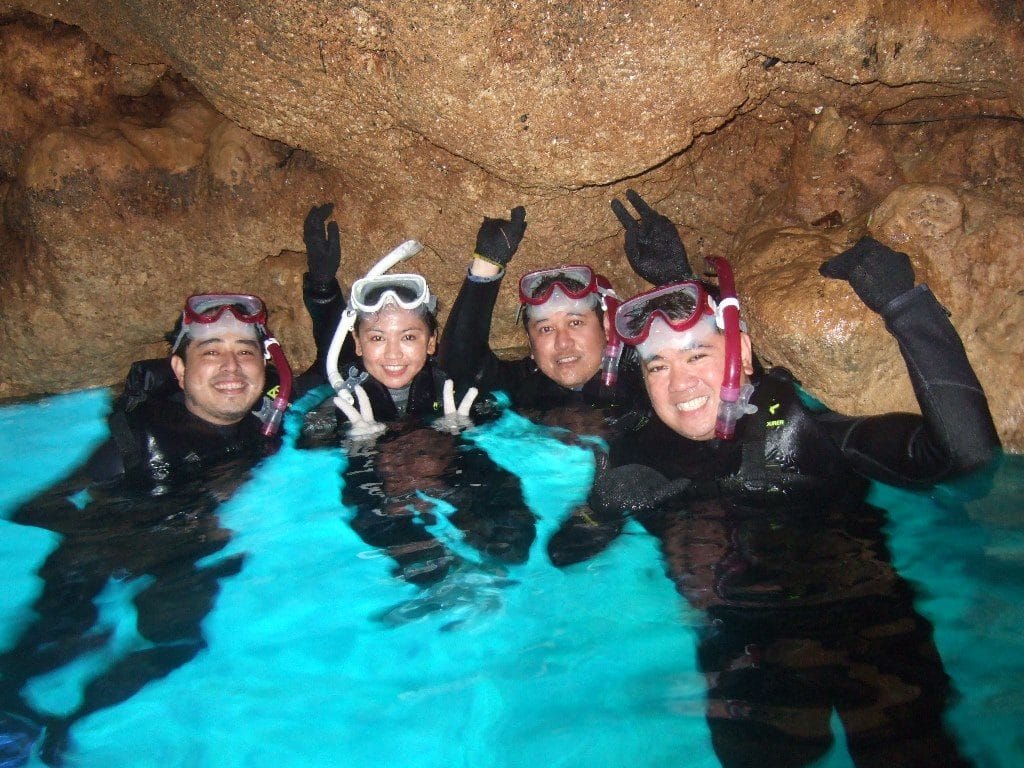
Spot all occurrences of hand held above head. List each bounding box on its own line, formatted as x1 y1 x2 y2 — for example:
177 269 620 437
819 235 916 315
473 206 527 271
303 202 342 289
335 383 386 440
610 188 694 285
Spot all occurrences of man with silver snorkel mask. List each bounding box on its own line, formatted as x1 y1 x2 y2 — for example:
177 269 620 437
547 193 1000 768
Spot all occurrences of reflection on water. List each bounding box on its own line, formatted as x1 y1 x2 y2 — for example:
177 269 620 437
0 390 1021 768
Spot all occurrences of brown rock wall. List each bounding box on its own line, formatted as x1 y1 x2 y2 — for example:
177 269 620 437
0 6 1021 450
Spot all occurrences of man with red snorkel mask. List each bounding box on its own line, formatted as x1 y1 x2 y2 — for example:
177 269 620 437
84 292 291 486
547 193 1000 768
438 206 646 411
2 293 291 766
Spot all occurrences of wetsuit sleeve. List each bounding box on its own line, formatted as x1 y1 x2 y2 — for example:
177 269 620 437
821 284 1000 487
301 273 357 380
436 272 512 392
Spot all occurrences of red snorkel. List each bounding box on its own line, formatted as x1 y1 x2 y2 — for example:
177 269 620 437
597 276 624 388
258 336 293 436
706 256 749 440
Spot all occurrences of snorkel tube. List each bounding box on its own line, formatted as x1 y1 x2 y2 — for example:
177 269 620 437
706 256 754 440
599 285 624 388
325 240 424 394
256 335 293 436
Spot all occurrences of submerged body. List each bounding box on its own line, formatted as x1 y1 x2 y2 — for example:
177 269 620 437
552 226 1001 767
0 387 278 766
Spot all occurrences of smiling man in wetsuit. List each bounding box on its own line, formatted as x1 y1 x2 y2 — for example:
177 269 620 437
0 294 291 767
549 197 1001 768
438 205 655 411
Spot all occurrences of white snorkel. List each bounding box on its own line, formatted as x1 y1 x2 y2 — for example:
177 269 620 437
326 239 424 394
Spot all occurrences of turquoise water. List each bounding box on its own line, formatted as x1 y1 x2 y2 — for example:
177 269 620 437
1 389 1022 768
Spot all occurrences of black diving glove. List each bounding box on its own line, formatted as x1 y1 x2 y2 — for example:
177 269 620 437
303 202 341 289
590 463 693 515
819 236 915 315
474 206 527 268
610 189 694 285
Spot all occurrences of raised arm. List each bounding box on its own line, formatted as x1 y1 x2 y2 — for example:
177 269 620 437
819 236 1000 486
301 203 354 383
437 206 527 390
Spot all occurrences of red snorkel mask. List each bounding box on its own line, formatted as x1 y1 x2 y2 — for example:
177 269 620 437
614 258 755 440
173 293 292 436
518 265 624 387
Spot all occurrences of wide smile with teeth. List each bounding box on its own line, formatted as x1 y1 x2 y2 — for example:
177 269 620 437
676 395 710 412
555 355 580 365
382 365 407 374
214 381 248 394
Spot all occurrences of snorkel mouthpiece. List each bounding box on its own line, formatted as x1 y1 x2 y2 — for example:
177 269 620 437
706 256 754 440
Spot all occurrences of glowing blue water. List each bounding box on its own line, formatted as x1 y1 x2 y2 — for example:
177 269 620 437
1 389 1022 768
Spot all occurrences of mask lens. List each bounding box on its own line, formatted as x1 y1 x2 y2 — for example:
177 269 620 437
350 274 430 313
614 283 704 343
184 294 266 324
519 265 596 305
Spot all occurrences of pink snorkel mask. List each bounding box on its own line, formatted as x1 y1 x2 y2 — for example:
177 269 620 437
614 258 756 439
518 265 624 387
172 294 292 436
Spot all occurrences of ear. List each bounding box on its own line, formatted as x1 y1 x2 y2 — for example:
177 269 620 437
601 310 612 341
426 332 437 356
353 335 363 357
740 332 755 377
170 354 186 388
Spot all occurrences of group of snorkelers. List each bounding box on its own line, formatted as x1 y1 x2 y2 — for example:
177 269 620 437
2 189 1002 767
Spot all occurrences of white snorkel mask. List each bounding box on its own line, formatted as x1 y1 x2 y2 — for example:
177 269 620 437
325 240 426 396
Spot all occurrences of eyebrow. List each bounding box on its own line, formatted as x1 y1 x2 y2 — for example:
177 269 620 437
195 337 261 350
643 341 715 362
528 310 590 327
363 327 425 334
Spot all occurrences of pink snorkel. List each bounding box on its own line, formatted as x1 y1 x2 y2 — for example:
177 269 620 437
258 336 293 436
706 256 751 440
597 275 624 388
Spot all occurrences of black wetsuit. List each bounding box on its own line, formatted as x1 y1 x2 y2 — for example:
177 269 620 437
298 274 537 588
437 271 646 411
552 284 1000 768
0 378 280 765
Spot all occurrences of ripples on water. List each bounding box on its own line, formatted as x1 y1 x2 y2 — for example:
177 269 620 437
0 389 1021 768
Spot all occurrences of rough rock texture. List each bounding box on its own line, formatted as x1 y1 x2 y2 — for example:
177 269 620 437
0 4 1021 450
